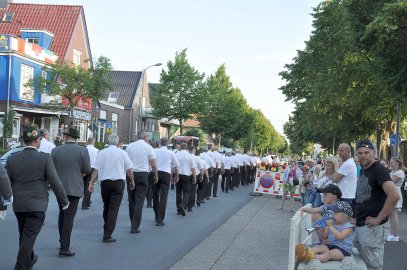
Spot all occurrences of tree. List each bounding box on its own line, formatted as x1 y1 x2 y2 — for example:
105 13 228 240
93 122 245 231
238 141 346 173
28 56 113 126
198 65 253 141
150 49 205 134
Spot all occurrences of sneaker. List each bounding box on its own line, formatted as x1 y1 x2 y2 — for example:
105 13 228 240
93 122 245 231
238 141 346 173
386 235 400 242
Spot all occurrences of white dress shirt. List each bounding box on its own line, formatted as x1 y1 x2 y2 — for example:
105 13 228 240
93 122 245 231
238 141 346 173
212 151 223 168
86 144 99 168
176 150 196 176
243 154 251 166
94 145 134 181
38 138 55 154
231 155 239 169
235 153 244 166
193 155 205 174
155 146 180 174
224 156 233 170
200 152 215 168
126 139 156 172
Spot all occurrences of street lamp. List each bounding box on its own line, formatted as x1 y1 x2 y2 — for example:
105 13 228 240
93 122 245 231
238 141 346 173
139 62 162 130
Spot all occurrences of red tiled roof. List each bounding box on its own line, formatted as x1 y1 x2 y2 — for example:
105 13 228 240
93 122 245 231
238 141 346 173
184 118 200 128
0 3 84 59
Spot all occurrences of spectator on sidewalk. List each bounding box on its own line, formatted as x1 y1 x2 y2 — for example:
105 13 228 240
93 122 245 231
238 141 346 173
331 144 357 209
126 129 158 234
89 134 134 243
7 126 69 268
354 139 399 270
317 157 340 204
299 201 354 263
387 157 405 241
279 158 301 212
51 127 91 258
82 137 99 210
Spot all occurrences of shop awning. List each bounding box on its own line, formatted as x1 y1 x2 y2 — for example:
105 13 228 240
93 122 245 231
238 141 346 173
12 106 67 116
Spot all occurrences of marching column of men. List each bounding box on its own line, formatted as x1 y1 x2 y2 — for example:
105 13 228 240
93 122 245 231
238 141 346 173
1 126 261 269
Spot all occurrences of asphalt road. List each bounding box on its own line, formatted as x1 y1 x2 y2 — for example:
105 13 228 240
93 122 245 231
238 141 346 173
0 183 253 270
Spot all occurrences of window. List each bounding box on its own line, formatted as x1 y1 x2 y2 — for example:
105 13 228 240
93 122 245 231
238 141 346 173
0 117 20 139
20 64 34 101
1 12 14 23
73 49 81 66
27 38 39 44
74 120 87 142
99 110 107 120
112 113 118 134
107 92 119 103
97 122 106 143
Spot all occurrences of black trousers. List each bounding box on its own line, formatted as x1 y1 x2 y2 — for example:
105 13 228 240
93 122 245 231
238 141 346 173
212 169 220 196
221 173 226 191
176 175 191 210
239 166 245 187
101 180 124 239
58 196 79 251
224 169 232 192
14 211 45 270
146 172 154 206
197 175 207 202
188 178 198 210
153 171 170 222
205 169 213 198
232 168 239 188
242 166 249 186
127 172 149 230
82 169 94 208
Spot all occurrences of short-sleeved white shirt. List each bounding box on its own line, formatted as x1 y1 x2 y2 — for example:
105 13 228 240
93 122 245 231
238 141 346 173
224 156 233 170
194 155 205 175
155 146 180 174
126 139 156 172
390 169 405 187
336 158 357 199
38 138 55 154
94 145 134 181
86 145 99 168
200 152 214 168
176 150 196 176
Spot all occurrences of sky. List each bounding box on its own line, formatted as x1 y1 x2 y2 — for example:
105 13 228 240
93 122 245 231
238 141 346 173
15 0 322 135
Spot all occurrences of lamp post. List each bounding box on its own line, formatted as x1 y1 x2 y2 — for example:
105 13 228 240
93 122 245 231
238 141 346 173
140 63 162 130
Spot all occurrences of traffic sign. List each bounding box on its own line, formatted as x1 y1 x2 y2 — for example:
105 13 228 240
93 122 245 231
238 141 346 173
390 134 402 145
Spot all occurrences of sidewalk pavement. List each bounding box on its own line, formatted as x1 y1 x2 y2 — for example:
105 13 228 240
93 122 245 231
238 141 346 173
171 194 407 270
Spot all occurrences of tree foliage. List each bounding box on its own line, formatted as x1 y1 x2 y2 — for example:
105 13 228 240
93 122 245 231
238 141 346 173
150 49 205 134
28 56 113 124
279 0 405 157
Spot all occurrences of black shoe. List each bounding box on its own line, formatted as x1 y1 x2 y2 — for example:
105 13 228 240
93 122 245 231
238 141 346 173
130 229 141 234
201 200 206 203
188 208 193 212
102 237 116 243
58 249 75 258
196 201 201 206
225 191 229 193
206 197 210 200
156 222 165 226
179 207 186 216
81 206 90 210
146 204 153 208
177 209 181 215
213 195 218 197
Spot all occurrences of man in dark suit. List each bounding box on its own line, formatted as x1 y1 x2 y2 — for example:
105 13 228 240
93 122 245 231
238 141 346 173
51 127 91 257
6 126 69 269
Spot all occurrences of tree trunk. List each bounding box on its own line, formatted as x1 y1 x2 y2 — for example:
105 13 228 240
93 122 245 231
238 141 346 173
376 120 395 160
179 119 183 135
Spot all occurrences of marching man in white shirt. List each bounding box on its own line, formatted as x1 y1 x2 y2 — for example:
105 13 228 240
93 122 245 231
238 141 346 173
189 147 205 210
89 134 135 243
38 129 55 154
153 138 180 226
82 137 99 210
175 143 196 216
126 129 158 233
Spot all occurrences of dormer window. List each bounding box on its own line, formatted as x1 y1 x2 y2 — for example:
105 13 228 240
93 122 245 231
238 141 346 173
107 92 119 103
27 38 39 44
1 12 14 23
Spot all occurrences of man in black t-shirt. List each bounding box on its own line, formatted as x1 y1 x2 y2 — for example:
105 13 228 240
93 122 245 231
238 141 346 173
355 139 399 270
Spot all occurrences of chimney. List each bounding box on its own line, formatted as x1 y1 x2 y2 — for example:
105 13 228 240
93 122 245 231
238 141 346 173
0 0 12 9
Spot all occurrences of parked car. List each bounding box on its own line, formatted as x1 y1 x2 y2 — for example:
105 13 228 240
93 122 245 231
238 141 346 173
0 147 24 166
